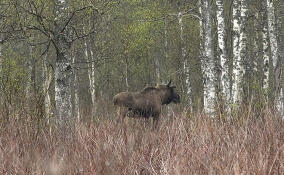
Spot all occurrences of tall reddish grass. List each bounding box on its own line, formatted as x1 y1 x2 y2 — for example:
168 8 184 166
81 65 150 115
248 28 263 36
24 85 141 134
0 110 283 174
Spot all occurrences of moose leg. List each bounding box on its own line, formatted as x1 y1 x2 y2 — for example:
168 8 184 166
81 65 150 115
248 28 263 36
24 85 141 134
152 115 159 129
117 107 128 123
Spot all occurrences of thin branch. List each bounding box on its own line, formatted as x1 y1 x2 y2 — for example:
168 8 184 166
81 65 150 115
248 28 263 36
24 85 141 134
70 29 96 43
40 40 51 57
17 4 54 35
26 25 49 38
27 40 49 47
60 6 98 34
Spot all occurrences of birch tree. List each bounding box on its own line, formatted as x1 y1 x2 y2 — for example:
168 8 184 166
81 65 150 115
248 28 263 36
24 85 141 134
154 50 161 83
84 38 96 117
177 11 191 99
232 0 242 105
201 0 215 114
0 48 1 69
53 0 73 128
0 42 2 103
266 0 283 113
72 47 80 122
164 11 168 62
239 0 248 101
27 41 36 114
262 2 270 90
42 54 52 121
216 0 229 110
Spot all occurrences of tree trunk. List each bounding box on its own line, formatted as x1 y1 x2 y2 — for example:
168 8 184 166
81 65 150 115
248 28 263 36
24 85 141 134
177 11 191 102
72 47 80 122
262 2 270 90
84 39 96 117
232 0 242 105
54 0 73 129
198 0 205 112
163 1 168 62
0 40 2 107
164 16 168 61
154 49 161 83
267 0 279 68
201 0 215 114
125 58 129 91
216 0 229 111
266 0 283 113
42 54 52 121
26 42 36 111
239 0 248 102
54 51 73 127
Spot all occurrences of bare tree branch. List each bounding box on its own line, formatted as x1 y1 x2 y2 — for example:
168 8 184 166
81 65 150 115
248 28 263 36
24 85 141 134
60 6 99 34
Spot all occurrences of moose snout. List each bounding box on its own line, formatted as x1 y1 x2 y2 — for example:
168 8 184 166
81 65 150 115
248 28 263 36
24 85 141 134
173 94 181 103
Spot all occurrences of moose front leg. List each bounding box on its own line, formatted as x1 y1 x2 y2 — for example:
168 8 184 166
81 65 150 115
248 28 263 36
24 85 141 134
152 115 159 129
117 107 128 123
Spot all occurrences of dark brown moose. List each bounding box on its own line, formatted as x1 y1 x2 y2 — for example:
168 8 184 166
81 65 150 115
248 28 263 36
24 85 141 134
113 80 180 127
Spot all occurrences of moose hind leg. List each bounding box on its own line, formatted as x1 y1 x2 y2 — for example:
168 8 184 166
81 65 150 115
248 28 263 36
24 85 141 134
152 115 159 130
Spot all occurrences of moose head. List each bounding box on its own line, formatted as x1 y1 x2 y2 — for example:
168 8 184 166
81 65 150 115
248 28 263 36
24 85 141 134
156 80 181 105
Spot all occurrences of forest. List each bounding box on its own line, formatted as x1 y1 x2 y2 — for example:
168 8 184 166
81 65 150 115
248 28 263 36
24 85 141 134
0 0 283 174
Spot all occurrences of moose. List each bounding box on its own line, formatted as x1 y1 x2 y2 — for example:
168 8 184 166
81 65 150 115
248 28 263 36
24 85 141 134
113 80 180 127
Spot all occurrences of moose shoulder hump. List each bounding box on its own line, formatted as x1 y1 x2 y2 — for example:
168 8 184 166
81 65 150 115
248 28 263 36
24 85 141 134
141 86 157 94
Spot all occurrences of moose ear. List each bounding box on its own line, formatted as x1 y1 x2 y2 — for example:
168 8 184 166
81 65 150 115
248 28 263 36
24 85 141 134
167 80 172 87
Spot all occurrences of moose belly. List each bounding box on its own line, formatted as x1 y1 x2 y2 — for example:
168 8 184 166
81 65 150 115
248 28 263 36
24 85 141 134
128 107 159 118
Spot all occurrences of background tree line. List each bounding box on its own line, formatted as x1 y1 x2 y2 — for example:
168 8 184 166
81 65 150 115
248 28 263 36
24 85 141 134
0 0 283 127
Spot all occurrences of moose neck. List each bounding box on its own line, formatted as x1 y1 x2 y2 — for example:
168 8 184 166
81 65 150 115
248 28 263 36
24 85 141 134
159 90 171 105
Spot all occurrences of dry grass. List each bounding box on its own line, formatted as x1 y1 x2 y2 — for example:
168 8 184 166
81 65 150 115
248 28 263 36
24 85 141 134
0 110 283 175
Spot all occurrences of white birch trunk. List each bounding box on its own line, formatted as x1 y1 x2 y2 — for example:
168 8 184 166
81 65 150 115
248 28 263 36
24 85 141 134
154 51 161 83
54 0 73 127
178 12 186 60
164 1 168 61
262 10 270 90
199 1 204 46
177 11 191 98
164 19 168 61
199 0 205 111
0 43 2 75
216 0 230 108
125 59 129 91
27 44 34 101
27 43 36 116
73 77 80 122
90 49 96 114
0 43 2 106
42 54 52 121
267 0 279 68
54 54 73 126
266 0 283 113
199 0 204 77
84 40 96 117
202 0 215 114
72 48 80 122
232 0 242 104
238 0 248 100
253 13 259 73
